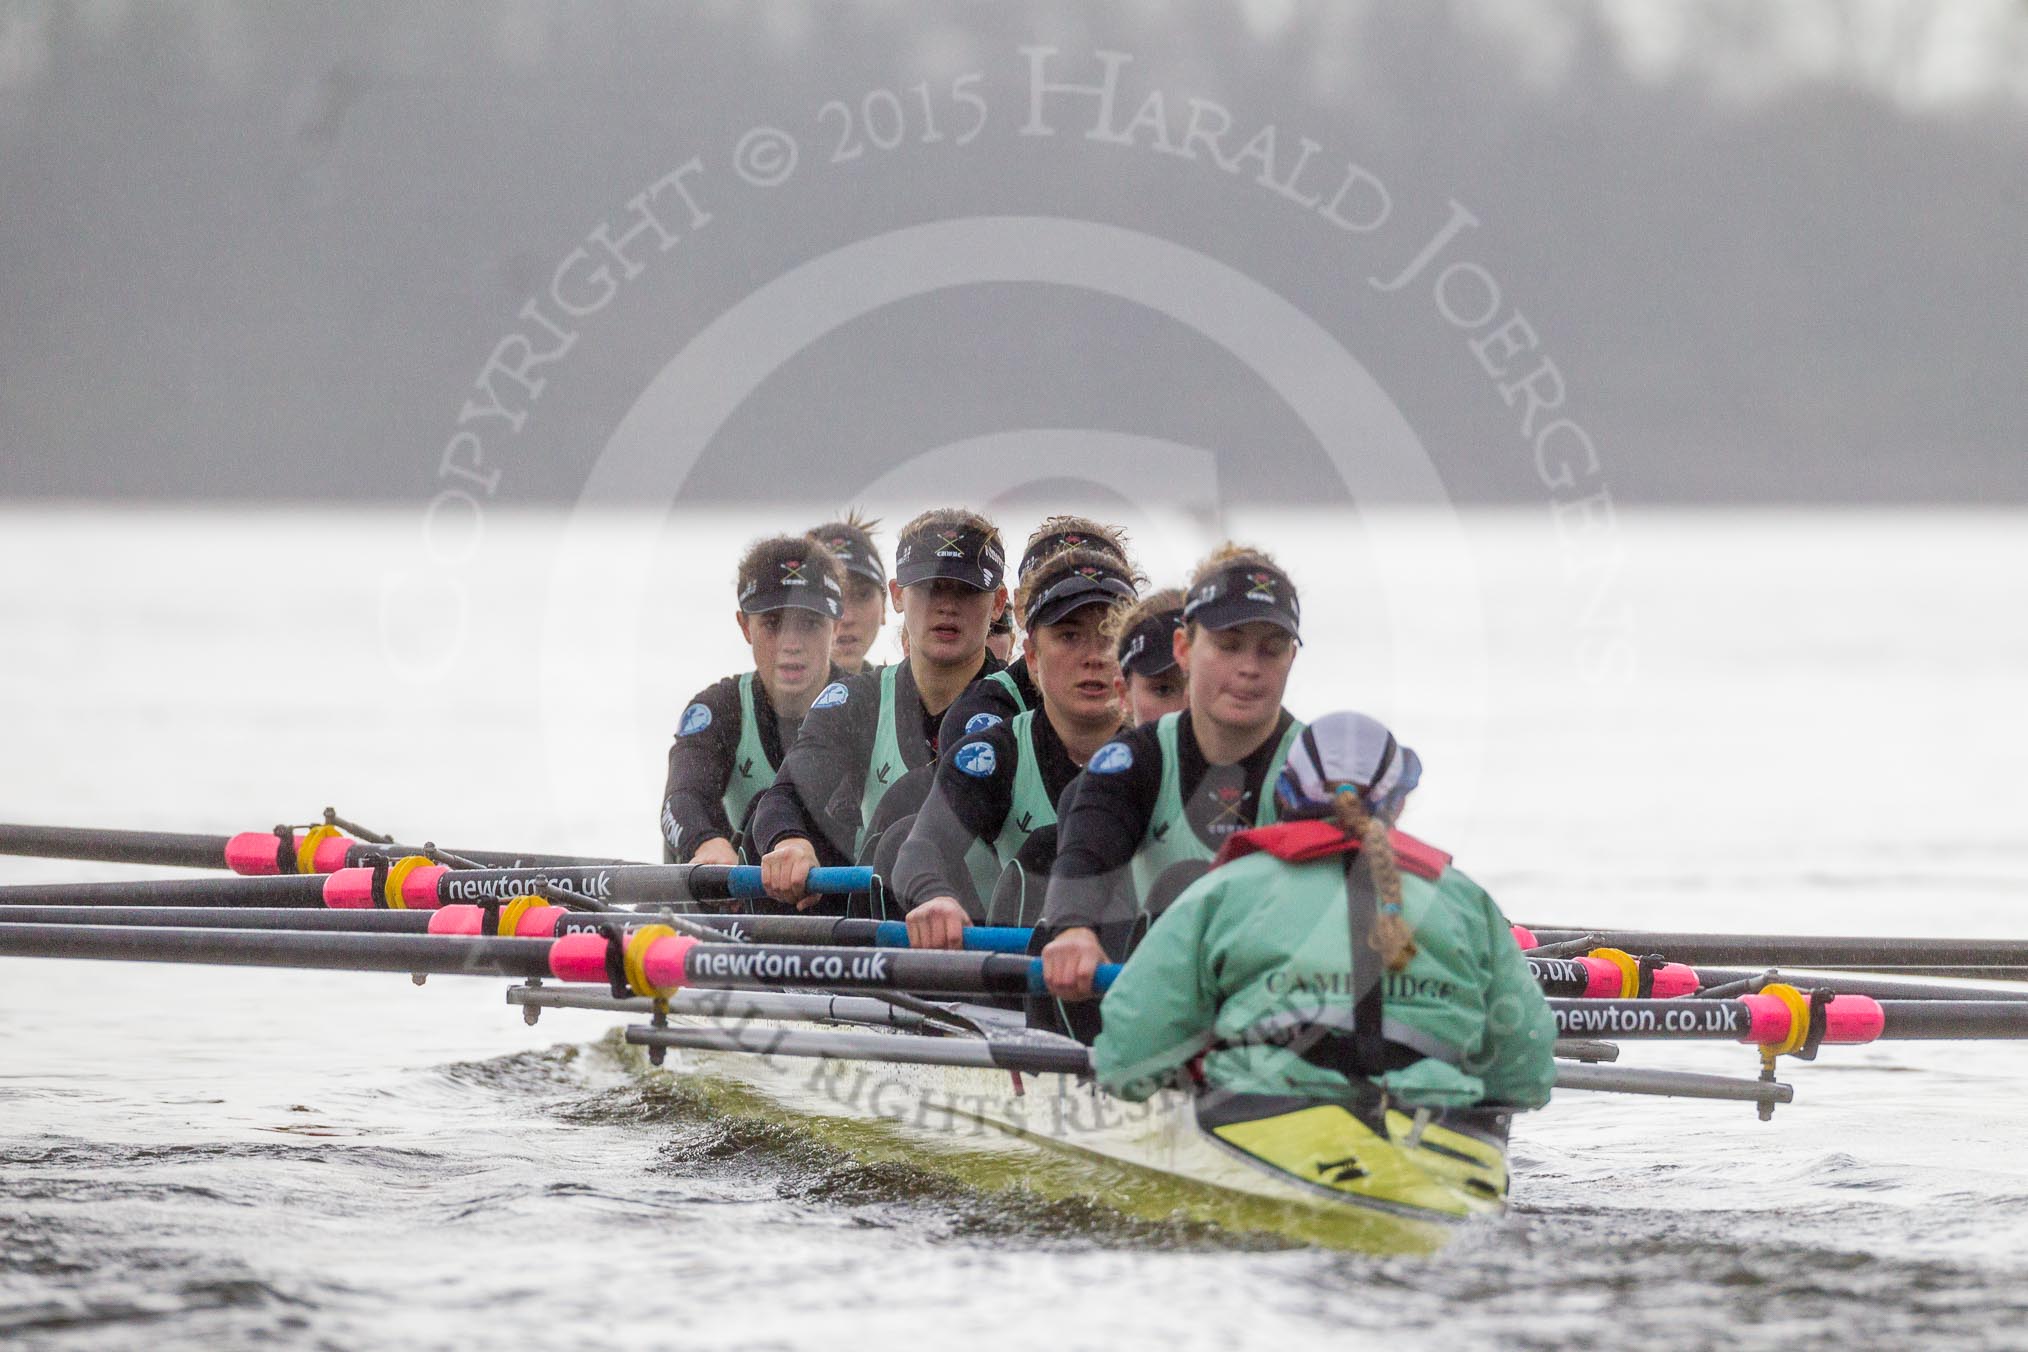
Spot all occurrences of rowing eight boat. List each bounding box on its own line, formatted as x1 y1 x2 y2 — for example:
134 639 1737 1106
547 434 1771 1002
514 987 1509 1253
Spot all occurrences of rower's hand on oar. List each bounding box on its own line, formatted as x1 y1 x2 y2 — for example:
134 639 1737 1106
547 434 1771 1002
688 837 739 868
760 837 820 908
1041 926 1107 1001
905 896 969 950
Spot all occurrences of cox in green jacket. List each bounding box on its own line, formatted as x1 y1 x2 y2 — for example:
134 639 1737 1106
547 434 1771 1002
1091 821 1557 1110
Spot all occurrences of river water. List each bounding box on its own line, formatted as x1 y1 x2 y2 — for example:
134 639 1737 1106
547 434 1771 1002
2 506 2025 1349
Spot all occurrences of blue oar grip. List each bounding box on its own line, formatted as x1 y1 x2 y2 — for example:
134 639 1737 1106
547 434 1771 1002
723 866 876 899
1025 959 1121 995
870 921 1035 954
964 926 1034 954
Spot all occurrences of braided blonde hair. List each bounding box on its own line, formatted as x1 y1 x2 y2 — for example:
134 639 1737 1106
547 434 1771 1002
1332 787 1417 973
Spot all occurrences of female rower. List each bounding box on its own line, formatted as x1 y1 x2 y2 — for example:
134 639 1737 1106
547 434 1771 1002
660 537 845 866
807 512 887 673
938 515 1132 746
895 548 1137 947
861 515 1135 906
1092 711 1557 1113
986 609 1016 664
1039 544 1307 1002
1109 587 1188 726
754 508 1008 910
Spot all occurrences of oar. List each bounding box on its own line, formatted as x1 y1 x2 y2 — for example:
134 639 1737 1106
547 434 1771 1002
683 923 1691 998
426 909 1030 952
1548 995 2028 1043
0 903 1688 998
0 923 1120 998
0 863 874 911
0 820 633 875
317 862 875 909
1689 966 2028 1003
1819 966 2028 982
695 922 1701 998
1525 929 2028 969
0 907 1025 947
695 915 1034 954
0 906 438 933
0 876 334 907
0 907 1711 1005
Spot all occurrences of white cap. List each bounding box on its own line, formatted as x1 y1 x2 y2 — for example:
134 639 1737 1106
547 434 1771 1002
1275 711 1422 819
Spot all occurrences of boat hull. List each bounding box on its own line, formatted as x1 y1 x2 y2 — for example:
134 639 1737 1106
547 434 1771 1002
645 1012 1510 1252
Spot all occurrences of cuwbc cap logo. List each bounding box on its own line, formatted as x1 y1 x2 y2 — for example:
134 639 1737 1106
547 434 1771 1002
679 703 712 735
964 712 1003 734
812 682 850 710
954 740 998 777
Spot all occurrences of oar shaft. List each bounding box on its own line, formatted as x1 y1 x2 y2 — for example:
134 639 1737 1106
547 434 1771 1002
1551 996 2028 1042
1528 929 2028 968
1691 966 2028 1003
1879 1001 2028 1039
0 906 431 932
0 821 633 874
0 922 1117 998
0 876 330 907
395 864 871 907
546 933 1118 997
0 863 874 912
1827 966 2028 982
224 832 634 876
0 905 1724 999
668 914 1031 953
0 923 553 978
1552 998 1756 1041
0 823 235 870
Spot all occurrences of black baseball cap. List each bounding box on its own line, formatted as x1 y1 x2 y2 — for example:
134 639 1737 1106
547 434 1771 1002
1024 558 1137 630
739 553 844 618
1181 561 1300 637
1118 606 1184 677
809 522 886 587
894 522 1006 591
1019 527 1112 580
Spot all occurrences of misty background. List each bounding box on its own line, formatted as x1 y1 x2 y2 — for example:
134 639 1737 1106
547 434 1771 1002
1 0 2024 506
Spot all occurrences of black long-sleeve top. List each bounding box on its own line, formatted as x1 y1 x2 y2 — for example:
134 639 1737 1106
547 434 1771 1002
750 653 1003 865
936 655 1040 746
659 668 839 862
1042 709 1298 932
890 705 1090 915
